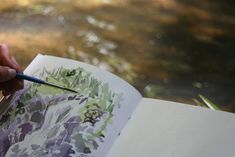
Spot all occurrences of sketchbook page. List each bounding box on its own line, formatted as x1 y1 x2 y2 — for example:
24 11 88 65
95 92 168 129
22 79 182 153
107 98 235 157
0 54 142 157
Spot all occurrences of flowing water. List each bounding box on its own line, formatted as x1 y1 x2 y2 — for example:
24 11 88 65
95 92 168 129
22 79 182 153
0 0 235 112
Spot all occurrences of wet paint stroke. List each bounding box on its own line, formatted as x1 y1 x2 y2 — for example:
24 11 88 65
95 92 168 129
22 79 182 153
0 67 123 157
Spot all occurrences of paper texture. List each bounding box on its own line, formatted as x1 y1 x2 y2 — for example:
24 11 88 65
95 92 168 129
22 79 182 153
107 98 235 157
0 55 142 157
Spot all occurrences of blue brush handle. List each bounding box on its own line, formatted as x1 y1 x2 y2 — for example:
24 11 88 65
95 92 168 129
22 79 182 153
16 73 45 84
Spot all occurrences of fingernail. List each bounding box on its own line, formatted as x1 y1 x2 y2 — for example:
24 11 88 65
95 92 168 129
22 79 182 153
11 56 20 67
7 68 16 78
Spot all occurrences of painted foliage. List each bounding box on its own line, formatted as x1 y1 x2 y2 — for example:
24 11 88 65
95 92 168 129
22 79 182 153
0 67 123 157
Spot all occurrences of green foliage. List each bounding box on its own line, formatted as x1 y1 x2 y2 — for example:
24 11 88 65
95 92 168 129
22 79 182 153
194 94 220 110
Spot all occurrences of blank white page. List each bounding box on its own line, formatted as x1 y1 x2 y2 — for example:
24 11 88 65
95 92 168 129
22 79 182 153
107 98 235 157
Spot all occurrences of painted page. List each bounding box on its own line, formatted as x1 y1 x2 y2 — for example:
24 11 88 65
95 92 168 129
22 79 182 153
0 54 142 157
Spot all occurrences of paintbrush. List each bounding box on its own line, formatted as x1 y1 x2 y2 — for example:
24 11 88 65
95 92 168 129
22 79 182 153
16 72 78 93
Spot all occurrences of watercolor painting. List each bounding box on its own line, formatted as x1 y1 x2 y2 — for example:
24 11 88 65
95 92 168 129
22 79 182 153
0 67 123 157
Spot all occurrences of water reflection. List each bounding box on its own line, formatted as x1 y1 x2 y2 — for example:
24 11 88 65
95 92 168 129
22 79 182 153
86 16 116 31
0 0 234 112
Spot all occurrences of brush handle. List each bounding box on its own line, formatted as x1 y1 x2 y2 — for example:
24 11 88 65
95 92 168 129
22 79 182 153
16 73 45 84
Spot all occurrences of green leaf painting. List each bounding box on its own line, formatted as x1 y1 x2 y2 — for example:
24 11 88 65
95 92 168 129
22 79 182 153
0 67 123 157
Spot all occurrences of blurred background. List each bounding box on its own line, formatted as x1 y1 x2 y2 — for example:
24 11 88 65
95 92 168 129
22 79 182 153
0 0 234 112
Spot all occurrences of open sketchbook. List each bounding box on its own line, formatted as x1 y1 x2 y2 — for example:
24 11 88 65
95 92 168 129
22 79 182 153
0 55 235 157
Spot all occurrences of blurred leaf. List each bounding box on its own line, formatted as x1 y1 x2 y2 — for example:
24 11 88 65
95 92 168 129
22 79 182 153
193 98 206 108
198 94 220 110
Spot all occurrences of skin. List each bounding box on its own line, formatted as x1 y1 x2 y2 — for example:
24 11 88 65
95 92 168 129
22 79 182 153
0 44 23 96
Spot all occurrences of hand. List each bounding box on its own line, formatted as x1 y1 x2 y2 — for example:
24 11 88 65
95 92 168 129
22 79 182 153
0 44 24 96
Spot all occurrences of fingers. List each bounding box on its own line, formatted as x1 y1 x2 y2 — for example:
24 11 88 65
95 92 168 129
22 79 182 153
0 44 24 96
2 90 15 96
0 79 24 96
0 66 16 82
0 44 21 72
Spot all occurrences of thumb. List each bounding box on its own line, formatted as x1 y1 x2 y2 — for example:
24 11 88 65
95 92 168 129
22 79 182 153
0 66 16 82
